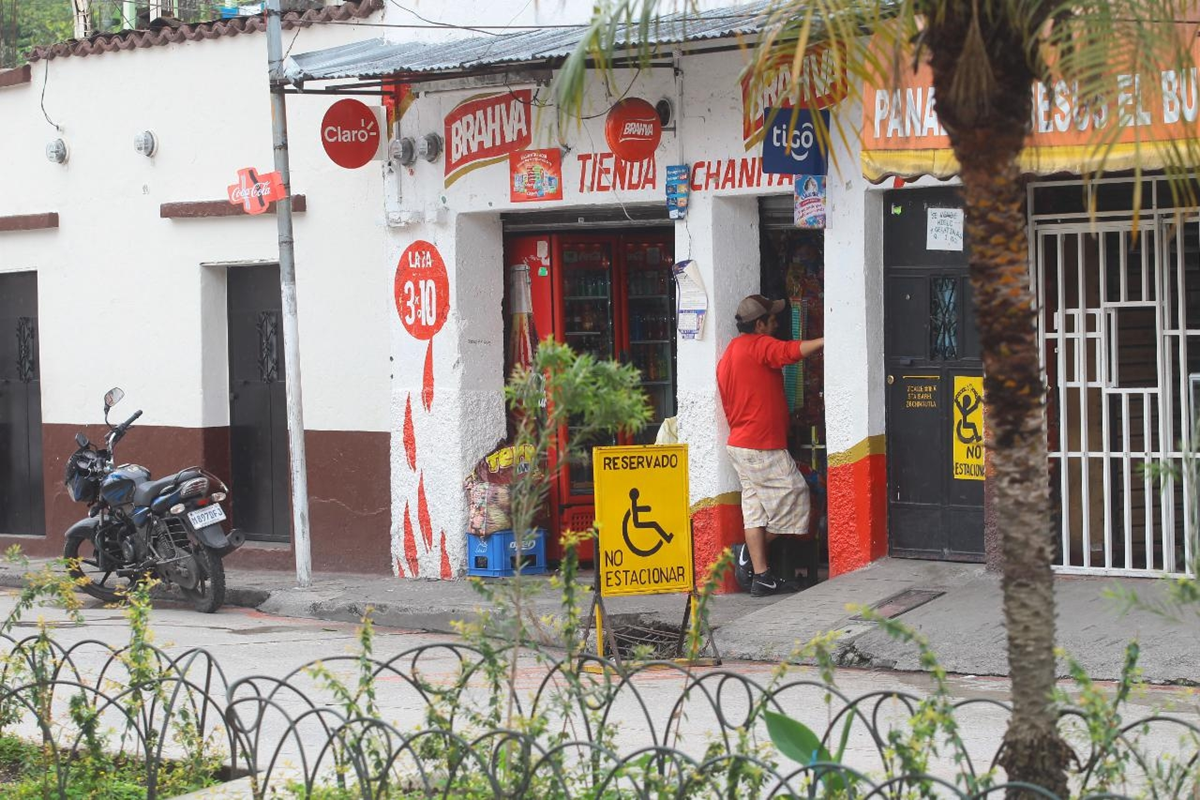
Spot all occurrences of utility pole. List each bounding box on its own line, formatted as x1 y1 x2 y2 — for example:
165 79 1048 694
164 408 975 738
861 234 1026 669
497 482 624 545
265 0 313 588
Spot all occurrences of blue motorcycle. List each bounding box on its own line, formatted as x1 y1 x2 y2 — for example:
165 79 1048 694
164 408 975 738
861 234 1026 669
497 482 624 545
62 388 244 612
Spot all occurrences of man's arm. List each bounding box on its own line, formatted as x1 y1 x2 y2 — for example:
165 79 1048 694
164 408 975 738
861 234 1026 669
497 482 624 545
800 337 824 358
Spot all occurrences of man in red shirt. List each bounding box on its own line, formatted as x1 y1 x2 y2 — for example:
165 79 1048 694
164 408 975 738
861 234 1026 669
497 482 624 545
717 295 824 596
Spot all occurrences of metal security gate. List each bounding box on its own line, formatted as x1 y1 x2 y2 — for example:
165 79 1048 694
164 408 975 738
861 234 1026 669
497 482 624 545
227 265 290 543
1033 179 1200 575
0 272 44 536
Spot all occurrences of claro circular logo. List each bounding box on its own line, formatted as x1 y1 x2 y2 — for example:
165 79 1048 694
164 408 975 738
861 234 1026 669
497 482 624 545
604 98 662 162
321 98 380 169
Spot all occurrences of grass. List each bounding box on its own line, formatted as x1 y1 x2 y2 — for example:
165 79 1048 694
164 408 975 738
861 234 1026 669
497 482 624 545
0 733 219 800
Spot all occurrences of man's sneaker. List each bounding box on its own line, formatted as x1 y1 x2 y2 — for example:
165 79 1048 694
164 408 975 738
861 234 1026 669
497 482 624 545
732 543 752 591
750 572 801 597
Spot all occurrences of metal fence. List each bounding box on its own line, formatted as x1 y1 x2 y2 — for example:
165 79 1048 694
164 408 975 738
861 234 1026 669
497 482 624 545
0 632 1196 798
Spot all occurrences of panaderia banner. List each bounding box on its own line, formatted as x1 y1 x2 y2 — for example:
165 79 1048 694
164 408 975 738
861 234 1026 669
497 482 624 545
862 34 1200 181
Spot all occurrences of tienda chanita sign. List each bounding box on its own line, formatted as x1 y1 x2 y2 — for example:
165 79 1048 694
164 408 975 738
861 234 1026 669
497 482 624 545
444 90 532 187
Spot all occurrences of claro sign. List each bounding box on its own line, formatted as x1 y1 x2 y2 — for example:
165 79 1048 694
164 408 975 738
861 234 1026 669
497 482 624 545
444 90 532 187
321 98 381 170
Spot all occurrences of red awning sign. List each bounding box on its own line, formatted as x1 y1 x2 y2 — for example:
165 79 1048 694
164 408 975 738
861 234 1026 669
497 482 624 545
322 98 381 169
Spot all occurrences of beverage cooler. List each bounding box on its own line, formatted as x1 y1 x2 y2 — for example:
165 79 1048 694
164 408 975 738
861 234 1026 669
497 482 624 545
504 232 677 564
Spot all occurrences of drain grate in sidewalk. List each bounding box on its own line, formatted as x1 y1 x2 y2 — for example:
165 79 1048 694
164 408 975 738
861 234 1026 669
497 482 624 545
852 589 944 621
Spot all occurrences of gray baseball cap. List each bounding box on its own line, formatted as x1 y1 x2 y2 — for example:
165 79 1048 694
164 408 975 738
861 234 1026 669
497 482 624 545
736 294 786 323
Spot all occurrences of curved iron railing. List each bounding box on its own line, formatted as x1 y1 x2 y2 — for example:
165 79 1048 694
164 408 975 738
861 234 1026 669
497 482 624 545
0 634 1195 798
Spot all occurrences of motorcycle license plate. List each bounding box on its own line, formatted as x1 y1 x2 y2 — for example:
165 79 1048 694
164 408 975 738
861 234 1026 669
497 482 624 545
187 505 226 528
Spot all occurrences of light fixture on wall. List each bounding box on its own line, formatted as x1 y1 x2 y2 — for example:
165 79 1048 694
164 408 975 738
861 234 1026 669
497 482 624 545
45 139 68 164
655 99 674 128
417 133 442 163
390 136 416 167
133 130 158 158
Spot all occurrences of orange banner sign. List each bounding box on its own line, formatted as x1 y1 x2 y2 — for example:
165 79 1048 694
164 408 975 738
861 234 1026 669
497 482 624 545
862 42 1200 180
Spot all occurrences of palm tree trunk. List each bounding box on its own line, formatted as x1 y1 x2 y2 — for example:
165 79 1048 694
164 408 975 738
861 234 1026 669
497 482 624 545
954 125 1071 797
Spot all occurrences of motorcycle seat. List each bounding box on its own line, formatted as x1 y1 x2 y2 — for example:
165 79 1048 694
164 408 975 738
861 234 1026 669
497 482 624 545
132 468 204 507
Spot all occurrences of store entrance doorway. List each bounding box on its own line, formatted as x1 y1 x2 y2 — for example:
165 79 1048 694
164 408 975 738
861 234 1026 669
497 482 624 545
227 265 290 543
883 187 985 561
504 227 676 563
0 271 44 537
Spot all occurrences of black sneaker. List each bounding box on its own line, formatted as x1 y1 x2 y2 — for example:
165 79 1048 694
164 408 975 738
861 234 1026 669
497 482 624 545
732 543 752 591
750 572 801 597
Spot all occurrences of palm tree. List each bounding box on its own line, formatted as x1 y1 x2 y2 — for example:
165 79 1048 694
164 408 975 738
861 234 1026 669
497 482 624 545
555 0 1198 793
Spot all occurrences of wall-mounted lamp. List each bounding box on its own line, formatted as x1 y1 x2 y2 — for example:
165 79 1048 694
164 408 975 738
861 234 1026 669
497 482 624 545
417 133 442 163
133 130 158 158
390 136 416 167
655 99 674 127
45 139 68 164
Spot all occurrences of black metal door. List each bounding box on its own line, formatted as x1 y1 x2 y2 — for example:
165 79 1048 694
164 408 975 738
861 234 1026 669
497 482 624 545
0 272 45 536
227 265 290 542
884 188 984 560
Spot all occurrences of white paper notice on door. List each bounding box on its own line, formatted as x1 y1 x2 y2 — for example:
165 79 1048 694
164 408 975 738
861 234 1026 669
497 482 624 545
673 259 708 340
926 207 964 251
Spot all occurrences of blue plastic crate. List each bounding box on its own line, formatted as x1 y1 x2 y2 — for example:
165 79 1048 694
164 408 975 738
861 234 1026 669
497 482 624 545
467 529 547 577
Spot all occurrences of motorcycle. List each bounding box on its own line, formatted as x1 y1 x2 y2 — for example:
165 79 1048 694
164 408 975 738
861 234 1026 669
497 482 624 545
61 388 244 612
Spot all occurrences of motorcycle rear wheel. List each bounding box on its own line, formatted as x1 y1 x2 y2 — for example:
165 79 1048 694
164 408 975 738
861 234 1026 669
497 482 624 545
63 535 139 604
180 546 226 614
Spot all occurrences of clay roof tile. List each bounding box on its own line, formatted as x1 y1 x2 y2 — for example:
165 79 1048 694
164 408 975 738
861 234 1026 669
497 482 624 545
30 0 380 61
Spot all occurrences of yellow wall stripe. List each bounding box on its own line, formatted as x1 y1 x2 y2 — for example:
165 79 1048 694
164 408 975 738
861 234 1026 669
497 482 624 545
827 434 886 468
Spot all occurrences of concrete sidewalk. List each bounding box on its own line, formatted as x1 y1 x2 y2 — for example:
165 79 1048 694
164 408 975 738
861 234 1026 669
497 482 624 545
3 556 1196 684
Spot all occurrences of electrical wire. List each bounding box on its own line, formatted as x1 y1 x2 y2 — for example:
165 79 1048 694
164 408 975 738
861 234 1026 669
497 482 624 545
387 0 500 36
40 60 61 131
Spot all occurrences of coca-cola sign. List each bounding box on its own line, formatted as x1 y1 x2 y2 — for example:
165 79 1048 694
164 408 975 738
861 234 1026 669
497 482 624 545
321 98 381 169
604 98 661 163
227 167 286 215
444 90 532 187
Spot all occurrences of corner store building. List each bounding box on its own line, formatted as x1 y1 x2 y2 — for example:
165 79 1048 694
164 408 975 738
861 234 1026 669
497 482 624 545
286 19 895 581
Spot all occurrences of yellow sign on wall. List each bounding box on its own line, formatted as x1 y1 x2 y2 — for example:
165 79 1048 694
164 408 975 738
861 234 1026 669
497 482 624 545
952 375 985 481
593 444 693 597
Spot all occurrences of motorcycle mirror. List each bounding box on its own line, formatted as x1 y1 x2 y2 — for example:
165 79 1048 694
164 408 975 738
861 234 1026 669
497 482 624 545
75 433 89 448
104 387 124 410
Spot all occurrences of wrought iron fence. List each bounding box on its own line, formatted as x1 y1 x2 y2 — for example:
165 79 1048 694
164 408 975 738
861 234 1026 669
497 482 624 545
0 631 1196 798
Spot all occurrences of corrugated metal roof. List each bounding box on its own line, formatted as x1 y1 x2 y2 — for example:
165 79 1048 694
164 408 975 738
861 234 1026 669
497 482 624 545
285 1 777 83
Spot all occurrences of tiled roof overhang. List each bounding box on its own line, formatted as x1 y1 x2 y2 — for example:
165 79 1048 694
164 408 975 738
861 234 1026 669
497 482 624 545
30 0 381 62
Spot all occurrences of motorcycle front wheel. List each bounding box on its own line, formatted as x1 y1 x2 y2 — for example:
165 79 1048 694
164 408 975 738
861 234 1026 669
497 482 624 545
63 535 139 604
180 546 226 614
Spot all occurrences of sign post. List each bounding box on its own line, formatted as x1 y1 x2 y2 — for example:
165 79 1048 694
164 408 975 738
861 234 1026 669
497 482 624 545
585 444 719 666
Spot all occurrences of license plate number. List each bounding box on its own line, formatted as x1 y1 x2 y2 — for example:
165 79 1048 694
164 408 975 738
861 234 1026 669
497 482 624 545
187 505 227 528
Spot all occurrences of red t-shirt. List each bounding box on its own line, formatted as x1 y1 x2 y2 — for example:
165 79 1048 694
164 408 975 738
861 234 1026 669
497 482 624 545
717 334 803 450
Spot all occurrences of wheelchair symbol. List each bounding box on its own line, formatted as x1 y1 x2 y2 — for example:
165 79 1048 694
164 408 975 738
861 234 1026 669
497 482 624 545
622 488 675 557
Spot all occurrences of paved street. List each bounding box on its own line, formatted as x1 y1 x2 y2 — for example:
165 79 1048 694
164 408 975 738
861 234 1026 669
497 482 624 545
2 591 1198 797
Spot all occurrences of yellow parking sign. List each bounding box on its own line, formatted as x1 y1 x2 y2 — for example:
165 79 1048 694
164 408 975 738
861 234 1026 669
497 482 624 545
593 444 693 597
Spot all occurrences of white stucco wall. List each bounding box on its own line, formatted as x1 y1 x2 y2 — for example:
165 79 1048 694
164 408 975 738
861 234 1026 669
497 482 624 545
384 46 885 574
0 15 389 433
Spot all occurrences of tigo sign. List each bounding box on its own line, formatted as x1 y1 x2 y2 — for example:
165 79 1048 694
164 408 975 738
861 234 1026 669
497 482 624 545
762 108 829 175
444 90 532 187
321 99 381 169
593 445 692 597
604 98 662 163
